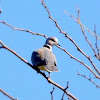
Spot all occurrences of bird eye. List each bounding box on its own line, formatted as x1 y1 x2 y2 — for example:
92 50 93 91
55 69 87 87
51 39 55 42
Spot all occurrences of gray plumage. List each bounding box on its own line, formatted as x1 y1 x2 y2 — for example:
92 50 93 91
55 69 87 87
31 37 59 72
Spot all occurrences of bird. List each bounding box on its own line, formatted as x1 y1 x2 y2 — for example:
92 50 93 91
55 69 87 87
31 37 60 77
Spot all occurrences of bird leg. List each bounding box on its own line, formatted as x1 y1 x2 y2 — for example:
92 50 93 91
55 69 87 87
48 72 51 78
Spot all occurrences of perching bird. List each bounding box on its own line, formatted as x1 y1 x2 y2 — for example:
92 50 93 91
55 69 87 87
31 37 59 76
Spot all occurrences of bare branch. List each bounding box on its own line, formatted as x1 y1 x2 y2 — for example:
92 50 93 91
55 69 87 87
56 45 100 79
77 15 100 74
94 25 100 59
0 21 48 39
76 10 100 60
50 86 55 100
77 7 80 21
0 41 78 100
64 11 100 40
0 88 18 100
78 73 100 88
41 0 67 34
80 23 99 60
61 82 69 100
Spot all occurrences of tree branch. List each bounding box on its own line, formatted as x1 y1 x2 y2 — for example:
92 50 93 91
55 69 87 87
78 73 100 88
61 81 69 100
76 9 100 60
0 41 78 100
56 45 100 79
50 86 55 100
0 88 18 100
64 11 100 40
94 24 100 59
0 21 48 39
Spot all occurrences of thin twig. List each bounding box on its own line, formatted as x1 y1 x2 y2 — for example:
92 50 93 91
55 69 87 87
0 21 48 39
77 7 80 21
0 41 78 100
64 11 100 40
41 0 100 75
80 23 99 60
41 0 66 34
94 24 100 59
61 82 69 100
0 89 18 100
50 86 55 100
78 73 100 88
77 10 100 60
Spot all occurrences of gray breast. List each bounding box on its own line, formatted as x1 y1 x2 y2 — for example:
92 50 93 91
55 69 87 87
31 47 59 72
43 48 59 72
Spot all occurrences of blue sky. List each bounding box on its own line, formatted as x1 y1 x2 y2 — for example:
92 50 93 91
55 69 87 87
0 0 100 100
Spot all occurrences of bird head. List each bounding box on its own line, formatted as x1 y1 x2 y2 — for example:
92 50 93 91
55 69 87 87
45 37 60 46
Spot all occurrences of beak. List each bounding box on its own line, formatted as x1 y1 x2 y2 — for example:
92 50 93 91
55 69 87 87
56 43 60 46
